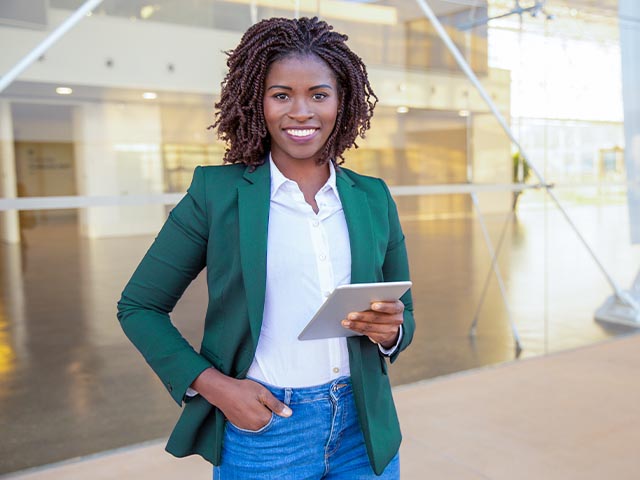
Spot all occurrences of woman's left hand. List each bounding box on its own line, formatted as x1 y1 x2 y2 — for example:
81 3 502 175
341 300 404 349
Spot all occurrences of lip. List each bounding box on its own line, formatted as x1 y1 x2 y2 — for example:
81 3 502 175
283 127 320 142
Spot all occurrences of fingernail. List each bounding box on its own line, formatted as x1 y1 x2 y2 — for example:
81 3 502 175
373 303 382 310
348 313 359 320
282 406 292 417
342 320 351 327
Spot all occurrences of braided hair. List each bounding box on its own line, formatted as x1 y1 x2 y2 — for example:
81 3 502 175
211 16 378 167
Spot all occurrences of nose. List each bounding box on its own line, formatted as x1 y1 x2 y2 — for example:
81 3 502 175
287 98 314 122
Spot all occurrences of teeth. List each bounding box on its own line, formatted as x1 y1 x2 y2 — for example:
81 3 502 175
287 129 316 137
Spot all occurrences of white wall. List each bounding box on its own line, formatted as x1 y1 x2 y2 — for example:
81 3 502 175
0 8 240 94
0 8 510 110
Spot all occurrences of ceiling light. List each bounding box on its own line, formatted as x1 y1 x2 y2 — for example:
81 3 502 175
56 87 73 95
140 5 155 19
142 92 158 100
458 109 470 117
396 106 409 114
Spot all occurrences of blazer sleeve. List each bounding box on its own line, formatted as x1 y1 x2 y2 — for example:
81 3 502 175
379 179 415 363
117 166 212 405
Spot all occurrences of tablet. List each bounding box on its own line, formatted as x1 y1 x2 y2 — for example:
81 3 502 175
298 281 412 341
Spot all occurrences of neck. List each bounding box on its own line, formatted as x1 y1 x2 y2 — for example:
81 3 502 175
272 156 331 214
272 157 331 192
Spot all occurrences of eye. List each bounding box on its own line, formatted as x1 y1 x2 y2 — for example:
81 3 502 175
273 93 289 101
312 93 328 101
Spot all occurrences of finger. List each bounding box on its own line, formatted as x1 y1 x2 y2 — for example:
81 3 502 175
341 318 400 336
370 300 404 315
259 390 292 418
346 311 402 323
344 311 403 327
345 302 403 322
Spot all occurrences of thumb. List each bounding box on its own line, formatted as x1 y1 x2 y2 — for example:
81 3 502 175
263 392 292 418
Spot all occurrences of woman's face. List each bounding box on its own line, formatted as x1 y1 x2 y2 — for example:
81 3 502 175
263 54 339 166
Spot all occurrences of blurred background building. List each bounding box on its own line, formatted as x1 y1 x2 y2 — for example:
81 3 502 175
0 0 638 475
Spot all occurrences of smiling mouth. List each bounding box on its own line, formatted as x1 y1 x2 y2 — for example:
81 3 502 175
285 128 318 137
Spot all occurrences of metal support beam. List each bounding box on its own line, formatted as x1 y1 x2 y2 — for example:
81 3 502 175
414 0 639 321
469 193 523 355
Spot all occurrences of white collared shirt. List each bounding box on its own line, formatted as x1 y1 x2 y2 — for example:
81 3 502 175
187 156 401 396
246 157 352 387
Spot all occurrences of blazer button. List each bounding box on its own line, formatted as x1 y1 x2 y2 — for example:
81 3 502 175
167 383 173 392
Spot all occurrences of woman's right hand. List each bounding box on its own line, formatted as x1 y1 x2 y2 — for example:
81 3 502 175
190 368 292 431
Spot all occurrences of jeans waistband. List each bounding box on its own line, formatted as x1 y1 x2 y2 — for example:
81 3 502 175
247 376 352 405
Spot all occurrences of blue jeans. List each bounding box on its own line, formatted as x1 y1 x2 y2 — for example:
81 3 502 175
213 376 400 479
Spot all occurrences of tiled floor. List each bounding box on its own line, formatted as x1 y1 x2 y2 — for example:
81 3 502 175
4 334 640 479
0 201 638 474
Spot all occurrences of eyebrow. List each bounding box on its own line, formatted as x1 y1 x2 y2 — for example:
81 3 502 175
266 84 334 91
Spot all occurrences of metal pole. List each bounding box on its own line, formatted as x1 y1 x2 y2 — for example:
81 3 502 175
470 193 523 354
0 0 106 93
469 197 519 336
414 0 633 305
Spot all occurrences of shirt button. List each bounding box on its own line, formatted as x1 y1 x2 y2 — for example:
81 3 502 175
319 254 326 261
312 220 319 227
333 367 340 373
324 291 331 297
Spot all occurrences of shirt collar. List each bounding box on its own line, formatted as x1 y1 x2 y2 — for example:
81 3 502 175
269 154 338 199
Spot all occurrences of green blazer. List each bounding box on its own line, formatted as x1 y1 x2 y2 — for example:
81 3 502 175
117 161 415 475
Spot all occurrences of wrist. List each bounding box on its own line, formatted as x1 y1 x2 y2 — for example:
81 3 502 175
380 330 400 349
191 367 233 407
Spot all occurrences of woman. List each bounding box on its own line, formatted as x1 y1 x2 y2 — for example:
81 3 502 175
117 16 414 479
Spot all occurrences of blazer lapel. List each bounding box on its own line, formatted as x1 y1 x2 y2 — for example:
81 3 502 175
336 167 375 380
238 163 271 345
336 168 374 284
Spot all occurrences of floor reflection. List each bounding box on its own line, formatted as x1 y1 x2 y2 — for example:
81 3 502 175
0 202 638 474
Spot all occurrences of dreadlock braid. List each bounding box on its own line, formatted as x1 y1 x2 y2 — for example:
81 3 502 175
210 16 378 167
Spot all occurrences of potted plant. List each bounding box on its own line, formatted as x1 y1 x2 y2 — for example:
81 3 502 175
512 151 531 211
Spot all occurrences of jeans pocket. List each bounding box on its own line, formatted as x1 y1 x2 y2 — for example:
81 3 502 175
226 412 276 435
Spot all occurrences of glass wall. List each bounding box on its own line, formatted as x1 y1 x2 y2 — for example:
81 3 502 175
1 0 639 473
